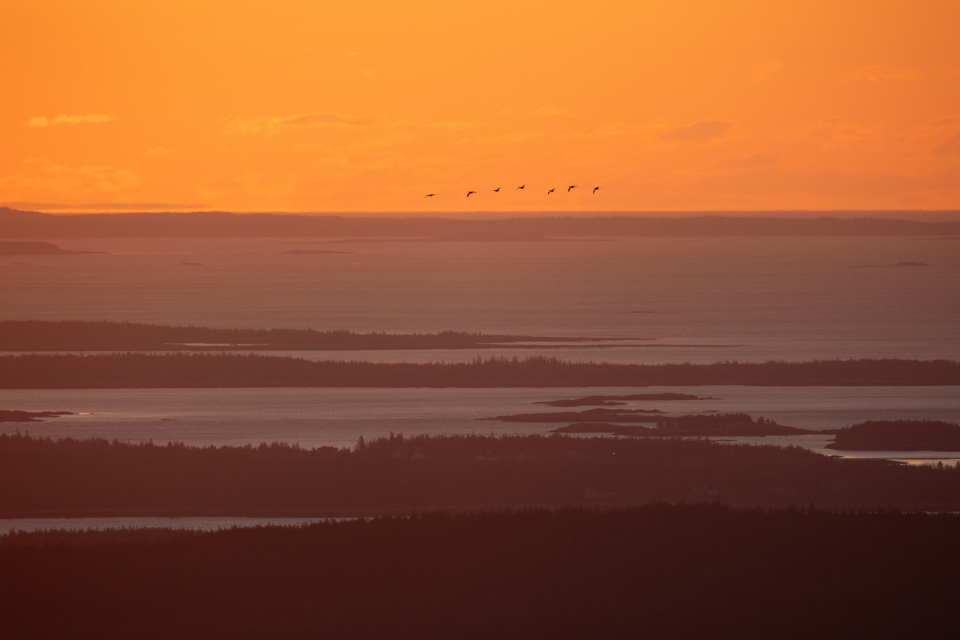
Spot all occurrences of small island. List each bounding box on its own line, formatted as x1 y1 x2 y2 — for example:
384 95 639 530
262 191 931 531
862 261 931 268
0 320 637 352
550 413 816 437
0 241 102 256
535 393 712 407
483 407 664 423
827 420 960 451
281 249 352 254
0 410 75 423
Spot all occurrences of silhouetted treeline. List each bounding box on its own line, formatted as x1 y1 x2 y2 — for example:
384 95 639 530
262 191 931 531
0 320 574 352
4 206 960 238
830 420 960 451
3 433 960 516
2 353 958 388
2 505 960 639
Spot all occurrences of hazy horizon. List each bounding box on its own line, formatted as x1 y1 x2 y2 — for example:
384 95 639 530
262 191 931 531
4 2 959 636
4 206 960 221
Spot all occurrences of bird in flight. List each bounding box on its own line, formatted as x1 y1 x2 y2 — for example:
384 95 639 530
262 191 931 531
592 187 600 194
517 184 526 190
425 193 436 198
467 191 477 198
567 185 577 192
547 188 555 195
492 187 501 192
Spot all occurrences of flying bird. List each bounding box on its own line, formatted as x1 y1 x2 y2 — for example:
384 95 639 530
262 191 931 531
547 188 555 195
467 191 477 198
517 184 526 190
592 187 600 194
567 185 577 192
492 187 501 192
425 193 436 198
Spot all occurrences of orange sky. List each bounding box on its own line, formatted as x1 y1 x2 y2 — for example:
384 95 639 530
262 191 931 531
2 0 959 213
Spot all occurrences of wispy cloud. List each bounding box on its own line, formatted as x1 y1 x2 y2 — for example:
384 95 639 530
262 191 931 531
475 133 537 145
798 119 884 146
846 65 923 82
28 114 114 127
530 107 571 117
935 131 960 154
431 121 480 130
225 113 376 134
0 159 140 194
661 120 733 142
706 154 779 171
752 61 783 82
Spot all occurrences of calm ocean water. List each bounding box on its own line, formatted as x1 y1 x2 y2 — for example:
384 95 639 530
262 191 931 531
2 236 959 467
3 386 959 465
2 236 958 361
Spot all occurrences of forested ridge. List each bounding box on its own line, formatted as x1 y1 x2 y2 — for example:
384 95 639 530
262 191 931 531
830 420 960 451
2 353 958 388
3 433 959 515
2 505 960 639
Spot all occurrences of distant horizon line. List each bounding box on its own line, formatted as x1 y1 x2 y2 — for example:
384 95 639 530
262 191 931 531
3 205 959 221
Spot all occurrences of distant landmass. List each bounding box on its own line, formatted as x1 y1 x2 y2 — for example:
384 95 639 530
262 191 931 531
548 413 816 437
828 420 960 451
1 354 957 388
483 407 666 423
862 261 931 267
3 207 960 238
0 410 75 423
0 320 635 352
535 393 712 406
0 241 102 255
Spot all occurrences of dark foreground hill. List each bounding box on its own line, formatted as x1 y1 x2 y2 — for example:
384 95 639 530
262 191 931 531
2 353 958 388
2 505 960 639
3 433 959 515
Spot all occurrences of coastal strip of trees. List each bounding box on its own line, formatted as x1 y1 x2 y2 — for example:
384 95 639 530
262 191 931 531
2 433 960 516
829 420 960 451
2 505 960 639
0 320 614 352
1 353 958 388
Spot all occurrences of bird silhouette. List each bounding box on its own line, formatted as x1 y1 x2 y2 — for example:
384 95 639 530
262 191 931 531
425 193 436 198
492 187 501 192
467 191 477 198
547 188 555 195
567 185 577 192
517 184 526 190
592 187 600 194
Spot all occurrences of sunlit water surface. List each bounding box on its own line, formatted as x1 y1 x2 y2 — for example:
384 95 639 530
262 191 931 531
2 237 959 466
3 386 959 465
2 236 958 362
